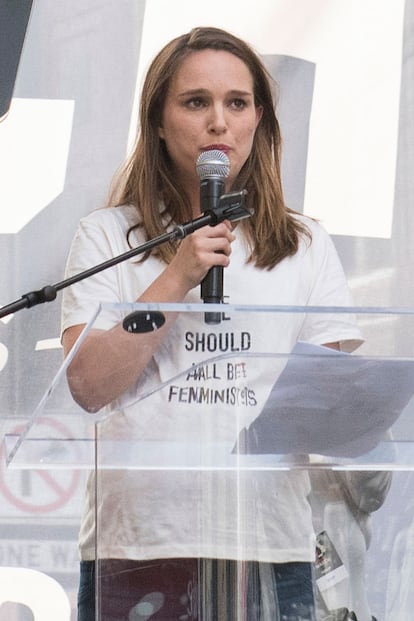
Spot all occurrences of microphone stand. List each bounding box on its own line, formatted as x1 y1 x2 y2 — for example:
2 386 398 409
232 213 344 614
0 190 250 322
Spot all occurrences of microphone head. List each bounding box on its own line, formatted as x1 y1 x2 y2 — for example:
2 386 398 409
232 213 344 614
196 149 230 180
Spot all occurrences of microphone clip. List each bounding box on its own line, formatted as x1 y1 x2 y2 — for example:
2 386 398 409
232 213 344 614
207 190 252 225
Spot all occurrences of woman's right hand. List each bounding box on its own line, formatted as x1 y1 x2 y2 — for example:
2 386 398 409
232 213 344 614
166 220 236 293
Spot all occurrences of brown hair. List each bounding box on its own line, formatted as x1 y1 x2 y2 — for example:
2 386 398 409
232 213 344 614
108 26 310 268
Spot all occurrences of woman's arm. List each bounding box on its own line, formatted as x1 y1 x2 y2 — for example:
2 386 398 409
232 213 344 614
63 221 235 412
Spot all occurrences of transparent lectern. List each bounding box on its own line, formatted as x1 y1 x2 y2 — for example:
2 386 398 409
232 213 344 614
5 302 414 620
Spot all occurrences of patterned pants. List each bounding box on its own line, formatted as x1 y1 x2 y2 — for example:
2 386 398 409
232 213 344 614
77 558 316 621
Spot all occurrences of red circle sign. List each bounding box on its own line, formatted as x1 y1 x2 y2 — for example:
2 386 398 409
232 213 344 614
0 417 82 513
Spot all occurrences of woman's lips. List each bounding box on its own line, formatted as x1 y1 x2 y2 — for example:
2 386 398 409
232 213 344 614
202 144 230 154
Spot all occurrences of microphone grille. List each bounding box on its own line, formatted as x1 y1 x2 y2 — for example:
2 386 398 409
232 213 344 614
196 149 230 180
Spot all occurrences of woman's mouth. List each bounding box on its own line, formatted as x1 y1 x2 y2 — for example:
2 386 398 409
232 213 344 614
202 144 230 154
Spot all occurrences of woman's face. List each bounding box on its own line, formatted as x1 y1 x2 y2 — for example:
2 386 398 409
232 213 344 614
159 49 263 205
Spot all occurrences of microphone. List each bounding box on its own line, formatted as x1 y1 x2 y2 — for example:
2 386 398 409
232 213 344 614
196 149 230 324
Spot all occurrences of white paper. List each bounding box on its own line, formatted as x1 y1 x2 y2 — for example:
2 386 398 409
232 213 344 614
236 342 414 457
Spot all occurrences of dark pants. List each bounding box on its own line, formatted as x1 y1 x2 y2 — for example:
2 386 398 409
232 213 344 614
78 558 316 621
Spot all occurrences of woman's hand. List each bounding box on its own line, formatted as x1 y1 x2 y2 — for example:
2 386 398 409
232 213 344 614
166 220 235 293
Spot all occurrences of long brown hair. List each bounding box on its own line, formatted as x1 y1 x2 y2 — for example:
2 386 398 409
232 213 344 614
108 26 310 268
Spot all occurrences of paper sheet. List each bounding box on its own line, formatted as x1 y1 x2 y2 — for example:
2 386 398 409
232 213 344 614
235 342 414 457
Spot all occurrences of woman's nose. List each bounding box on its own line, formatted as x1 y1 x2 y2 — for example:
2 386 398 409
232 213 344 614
207 104 227 134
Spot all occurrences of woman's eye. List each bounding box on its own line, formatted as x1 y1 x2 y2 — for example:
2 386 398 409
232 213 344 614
185 97 206 109
231 98 248 110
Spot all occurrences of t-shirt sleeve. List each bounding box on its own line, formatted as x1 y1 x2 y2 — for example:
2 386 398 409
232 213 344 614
60 211 127 336
298 222 364 352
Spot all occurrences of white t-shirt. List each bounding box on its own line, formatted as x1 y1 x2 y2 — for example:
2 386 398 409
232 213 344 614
61 205 363 563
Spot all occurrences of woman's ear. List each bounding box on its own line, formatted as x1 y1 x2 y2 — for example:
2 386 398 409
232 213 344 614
255 106 263 128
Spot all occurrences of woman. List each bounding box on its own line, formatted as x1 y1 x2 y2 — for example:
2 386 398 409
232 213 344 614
61 27 362 621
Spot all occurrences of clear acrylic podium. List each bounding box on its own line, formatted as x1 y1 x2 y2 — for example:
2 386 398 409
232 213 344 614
4 302 414 620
